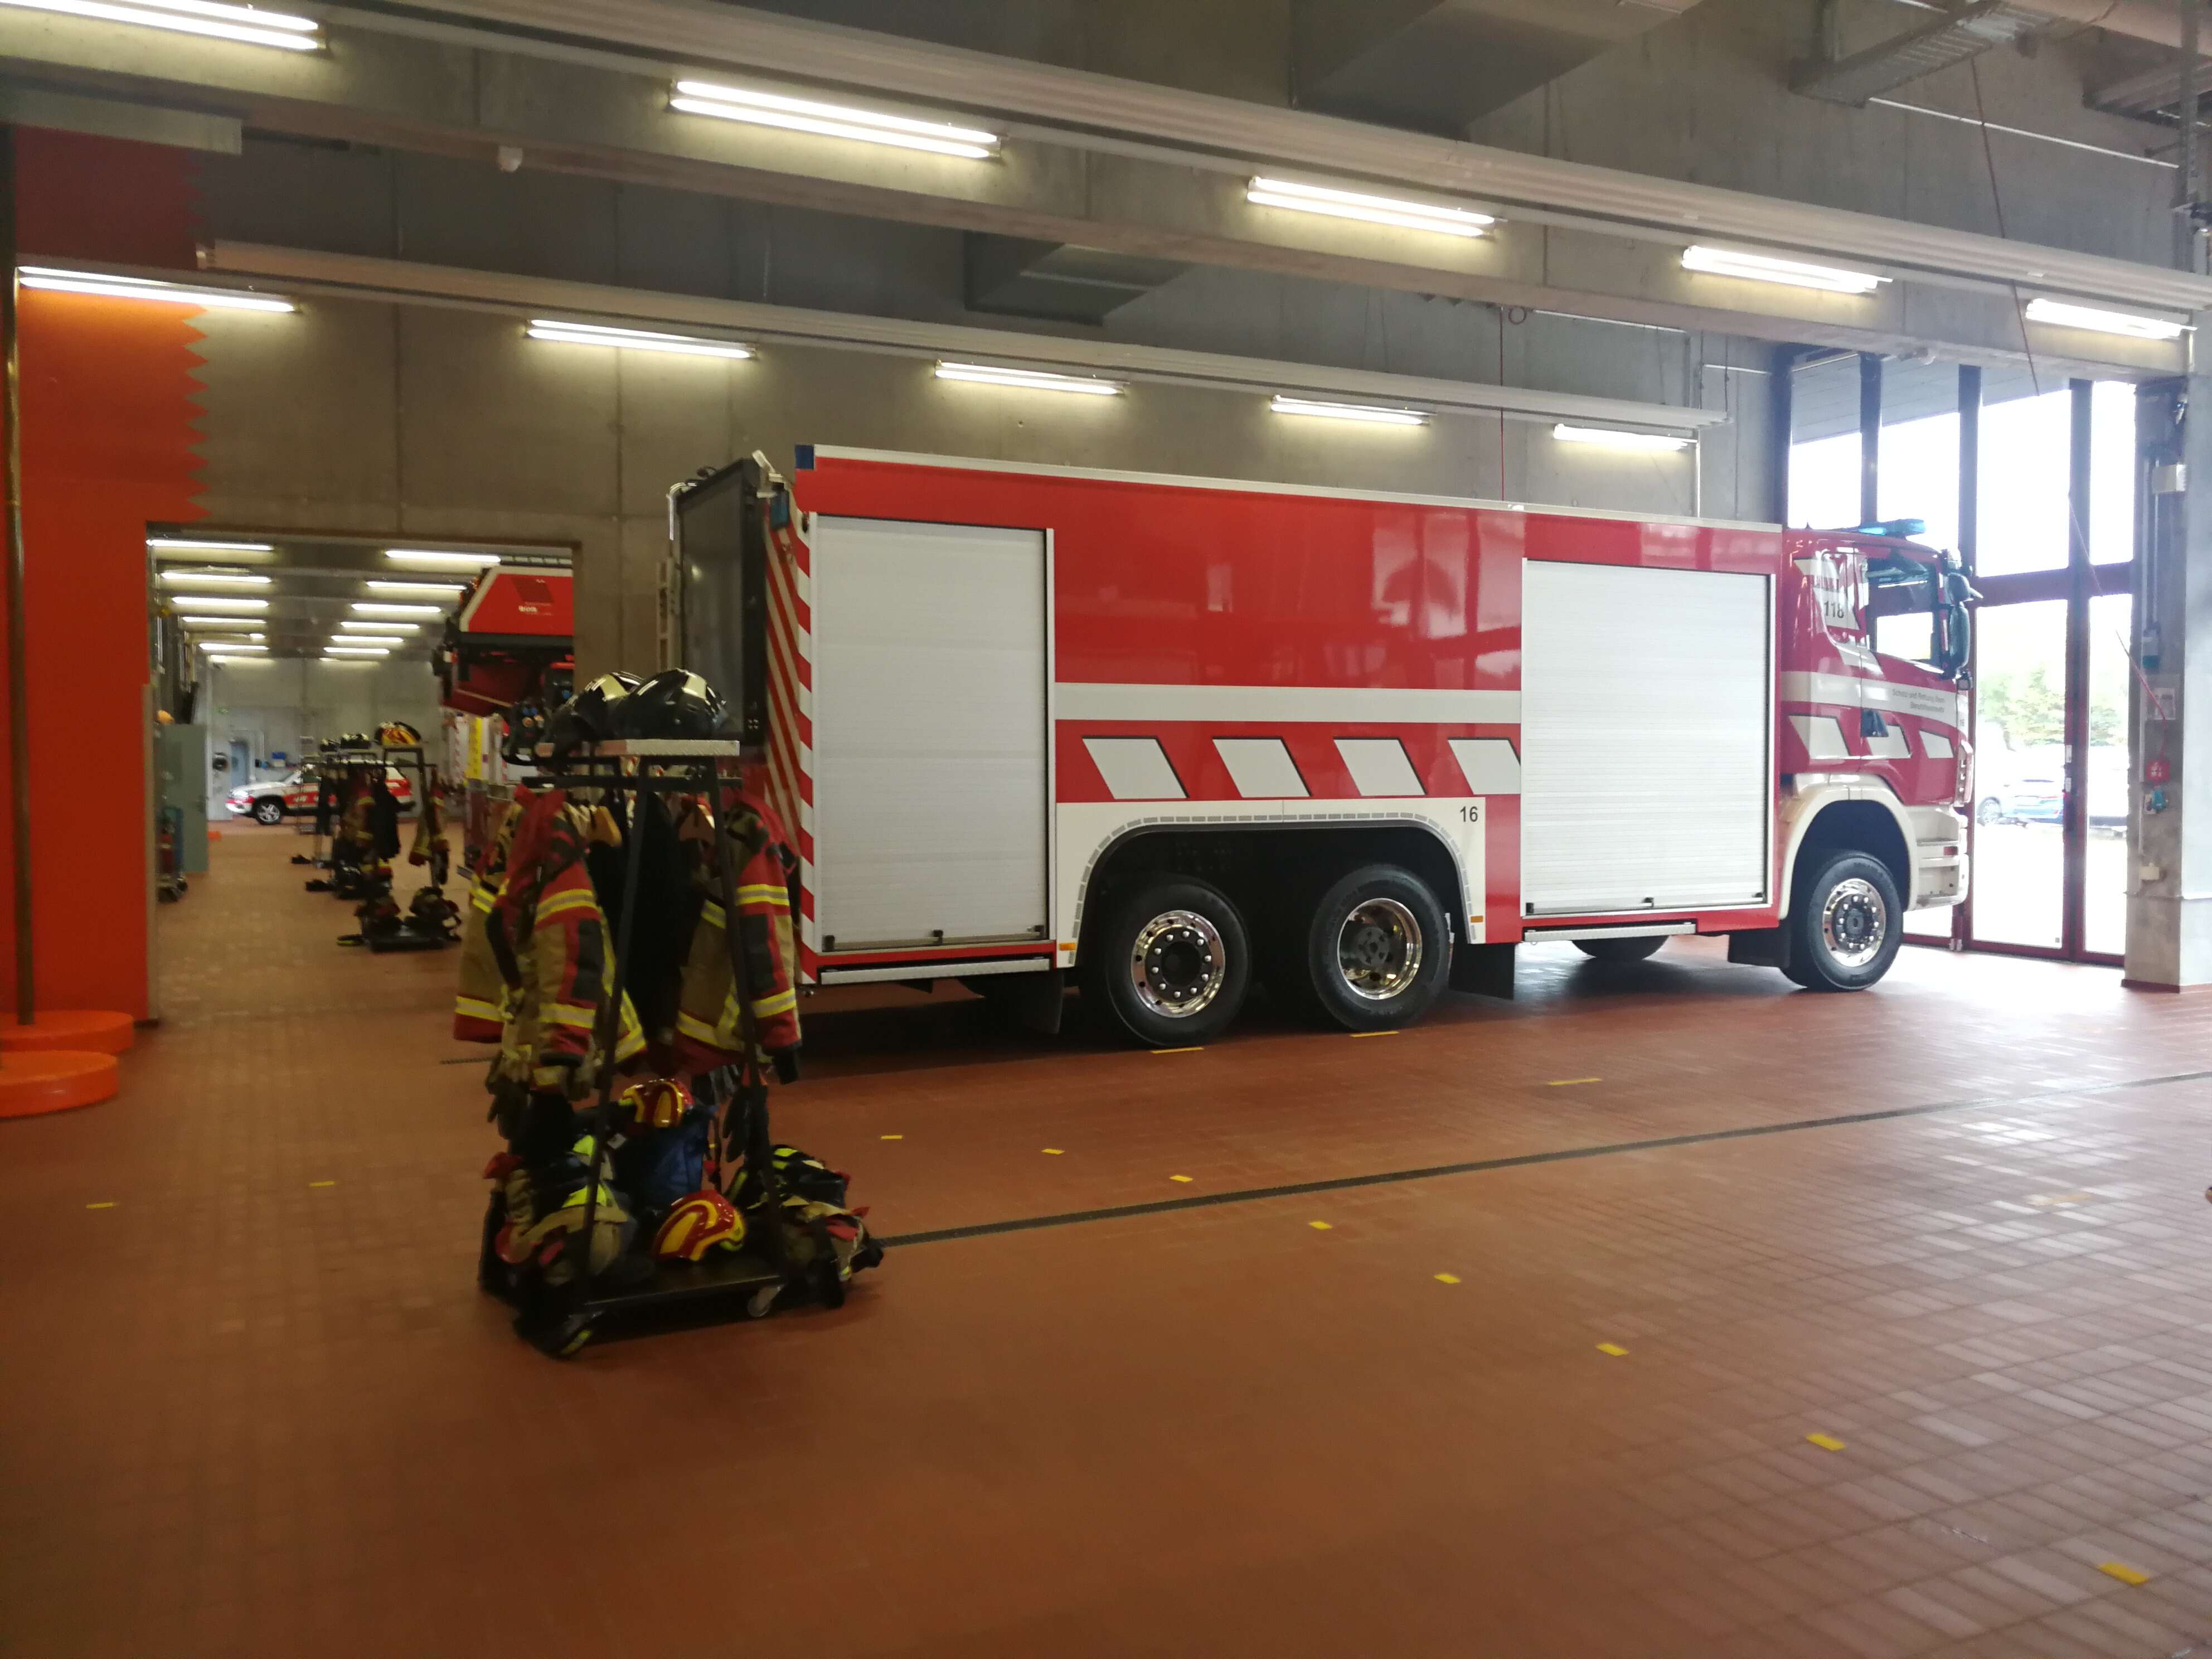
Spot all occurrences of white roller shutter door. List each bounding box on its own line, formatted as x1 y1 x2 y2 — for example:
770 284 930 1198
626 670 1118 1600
1520 560 1772 917
810 516 1049 950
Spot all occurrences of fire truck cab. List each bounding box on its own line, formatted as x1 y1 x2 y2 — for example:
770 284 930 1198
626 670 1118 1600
672 448 1975 1047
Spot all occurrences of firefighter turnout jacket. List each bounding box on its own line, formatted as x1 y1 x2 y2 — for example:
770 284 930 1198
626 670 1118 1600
453 790 523 1043
673 789 802 1076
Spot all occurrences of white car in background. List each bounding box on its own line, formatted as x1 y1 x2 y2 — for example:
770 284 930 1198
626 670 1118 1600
224 764 415 825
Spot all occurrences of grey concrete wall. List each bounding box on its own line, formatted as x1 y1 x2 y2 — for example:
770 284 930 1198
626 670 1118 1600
1467 0 2176 268
185 292 1772 680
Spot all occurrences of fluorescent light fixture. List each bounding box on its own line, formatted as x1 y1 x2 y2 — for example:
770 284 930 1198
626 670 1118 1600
935 361 1122 396
159 569 271 587
363 580 465 594
671 79 998 161
21 265 295 312
1680 245 1886 295
205 656 269 665
148 537 274 554
1246 176 1493 239
170 596 268 614
0 0 319 51
385 550 499 570
2021 296 2189 341
1553 423 1695 453
1270 395 1429 427
351 602 444 617
333 634 405 647
340 619 418 634
324 646 390 657
526 318 754 361
197 641 266 652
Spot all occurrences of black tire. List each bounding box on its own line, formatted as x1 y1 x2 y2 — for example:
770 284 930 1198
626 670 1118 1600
1785 851 1904 992
1574 935 1667 964
252 798 285 825
1083 875 1252 1047
1975 797 2002 827
1299 864 1449 1032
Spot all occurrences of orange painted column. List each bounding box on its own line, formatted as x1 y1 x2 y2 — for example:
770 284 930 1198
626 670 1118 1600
0 129 203 1021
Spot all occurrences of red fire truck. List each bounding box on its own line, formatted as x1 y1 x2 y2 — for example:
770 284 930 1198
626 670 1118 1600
671 448 1975 1046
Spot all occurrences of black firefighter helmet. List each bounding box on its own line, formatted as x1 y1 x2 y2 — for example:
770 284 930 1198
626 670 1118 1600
539 672 641 758
613 670 727 743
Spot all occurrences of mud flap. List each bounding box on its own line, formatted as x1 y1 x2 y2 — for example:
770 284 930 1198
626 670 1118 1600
1447 942 1516 1000
1727 928 1791 969
964 968 1067 1035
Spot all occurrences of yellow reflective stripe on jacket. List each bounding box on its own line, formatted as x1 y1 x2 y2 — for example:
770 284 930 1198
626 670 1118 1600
471 885 498 914
454 996 503 1022
535 887 601 921
753 987 797 1017
734 884 789 910
676 1010 722 1045
697 901 727 929
545 1002 599 1029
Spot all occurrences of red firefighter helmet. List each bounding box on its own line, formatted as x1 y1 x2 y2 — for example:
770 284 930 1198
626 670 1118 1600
652 1190 744 1262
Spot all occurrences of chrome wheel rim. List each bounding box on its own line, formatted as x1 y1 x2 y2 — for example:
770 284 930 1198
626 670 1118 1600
1337 898 1423 1001
1821 877 1887 969
1129 910 1226 1018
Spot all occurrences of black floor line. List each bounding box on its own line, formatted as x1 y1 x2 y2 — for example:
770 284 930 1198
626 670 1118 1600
876 1066 2212 1250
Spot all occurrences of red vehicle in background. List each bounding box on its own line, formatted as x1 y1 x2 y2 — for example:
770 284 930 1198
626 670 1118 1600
671 448 1976 1046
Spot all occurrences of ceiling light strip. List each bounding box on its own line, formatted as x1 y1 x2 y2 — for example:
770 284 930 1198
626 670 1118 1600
1246 177 1492 239
0 0 318 50
22 265 294 311
527 318 754 360
1553 423 1695 453
2021 296 2190 341
671 79 998 159
385 549 501 569
936 360 1122 396
1680 245 1887 297
1270 395 1428 426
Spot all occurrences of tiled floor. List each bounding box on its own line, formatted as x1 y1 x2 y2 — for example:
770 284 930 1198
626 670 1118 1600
8 826 2212 1657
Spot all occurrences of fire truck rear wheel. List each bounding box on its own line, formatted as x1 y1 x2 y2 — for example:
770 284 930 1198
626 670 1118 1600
1085 876 1252 1047
1786 851 1903 991
1303 864 1449 1032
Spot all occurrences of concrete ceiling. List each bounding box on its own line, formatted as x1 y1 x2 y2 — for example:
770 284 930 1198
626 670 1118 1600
1292 0 1709 135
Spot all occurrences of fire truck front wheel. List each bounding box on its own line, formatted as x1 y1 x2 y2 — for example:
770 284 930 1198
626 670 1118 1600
1085 876 1253 1047
1302 864 1450 1032
1786 851 1904 992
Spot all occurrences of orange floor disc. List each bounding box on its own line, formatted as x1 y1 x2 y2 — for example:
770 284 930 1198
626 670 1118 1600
0 1050 119 1119
0 1010 136 1055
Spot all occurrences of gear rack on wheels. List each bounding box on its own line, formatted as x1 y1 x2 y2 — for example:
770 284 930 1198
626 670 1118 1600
474 740 828 1359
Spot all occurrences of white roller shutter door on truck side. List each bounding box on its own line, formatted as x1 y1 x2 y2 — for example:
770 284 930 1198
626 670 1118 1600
1520 559 1772 917
809 517 1050 951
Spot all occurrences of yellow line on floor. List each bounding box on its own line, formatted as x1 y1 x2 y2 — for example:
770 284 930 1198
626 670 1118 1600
1151 1046 1204 1055
1547 1077 1603 1086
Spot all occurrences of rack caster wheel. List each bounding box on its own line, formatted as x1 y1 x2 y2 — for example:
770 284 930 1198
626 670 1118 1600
807 1260 847 1309
740 1284 780 1320
526 1312 594 1359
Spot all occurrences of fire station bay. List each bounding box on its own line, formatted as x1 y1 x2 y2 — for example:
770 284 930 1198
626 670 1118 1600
21 7 2212 1657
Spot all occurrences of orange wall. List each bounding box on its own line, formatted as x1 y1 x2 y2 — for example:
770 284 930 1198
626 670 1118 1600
0 129 203 1018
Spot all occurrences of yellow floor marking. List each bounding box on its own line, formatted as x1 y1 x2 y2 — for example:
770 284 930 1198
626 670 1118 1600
1806 1433 1847 1452
1434 1273 1461 1285
1352 1030 1399 1039
1169 1174 1194 1183
1596 1342 1628 1357
1548 1077 1603 1086
880 1134 903 1141
2098 1562 2150 1586
1308 1220 1333 1231
1041 1147 1065 1156
85 1201 115 1210
308 1180 336 1189
1152 1046 1204 1055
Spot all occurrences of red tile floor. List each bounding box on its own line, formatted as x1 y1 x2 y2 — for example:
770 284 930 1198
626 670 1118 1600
8 825 2212 1657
